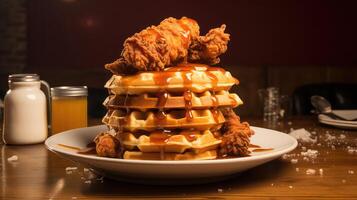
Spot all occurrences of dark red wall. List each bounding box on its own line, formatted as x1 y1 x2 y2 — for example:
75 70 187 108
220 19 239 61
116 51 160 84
28 0 357 70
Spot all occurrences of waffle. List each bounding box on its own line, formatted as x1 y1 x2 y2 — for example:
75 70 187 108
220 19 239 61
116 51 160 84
123 150 217 160
96 17 251 161
105 66 238 94
118 130 221 153
103 90 243 109
102 109 225 131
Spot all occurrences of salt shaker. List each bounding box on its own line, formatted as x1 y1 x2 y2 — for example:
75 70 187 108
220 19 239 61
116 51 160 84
2 74 50 144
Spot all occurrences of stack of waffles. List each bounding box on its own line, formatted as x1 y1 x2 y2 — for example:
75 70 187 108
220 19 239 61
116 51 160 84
102 63 243 160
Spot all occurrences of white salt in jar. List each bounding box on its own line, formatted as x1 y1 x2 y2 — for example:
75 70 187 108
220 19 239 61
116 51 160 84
2 74 50 144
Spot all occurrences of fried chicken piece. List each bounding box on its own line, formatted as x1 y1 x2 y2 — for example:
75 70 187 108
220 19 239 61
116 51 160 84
105 17 231 74
105 17 200 74
105 57 138 75
219 109 254 157
94 132 121 158
188 25 230 65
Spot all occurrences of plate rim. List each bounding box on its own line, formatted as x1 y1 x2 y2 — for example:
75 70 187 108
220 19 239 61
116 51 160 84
318 115 357 127
319 119 357 129
318 110 357 125
45 125 298 165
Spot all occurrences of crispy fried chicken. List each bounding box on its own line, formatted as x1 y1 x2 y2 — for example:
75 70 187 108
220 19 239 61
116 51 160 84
188 25 230 65
105 17 230 74
94 132 121 158
105 17 199 74
219 109 254 157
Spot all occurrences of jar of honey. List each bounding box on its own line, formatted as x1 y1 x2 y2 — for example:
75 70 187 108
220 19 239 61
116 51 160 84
51 86 88 134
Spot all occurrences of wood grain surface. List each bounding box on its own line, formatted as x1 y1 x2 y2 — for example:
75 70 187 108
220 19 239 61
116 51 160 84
1 117 357 199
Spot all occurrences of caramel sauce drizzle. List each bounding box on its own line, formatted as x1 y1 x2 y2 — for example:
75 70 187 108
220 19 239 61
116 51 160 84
152 64 224 123
157 91 169 107
181 69 193 122
147 27 164 41
153 71 173 126
160 147 165 160
166 63 225 72
156 90 169 123
206 71 220 123
180 130 198 142
149 130 171 144
249 144 261 148
210 91 220 123
183 90 193 121
149 129 198 144
58 143 81 151
78 147 96 154
143 64 224 154
124 93 130 113
176 20 191 48
58 143 96 155
249 144 274 153
252 148 273 152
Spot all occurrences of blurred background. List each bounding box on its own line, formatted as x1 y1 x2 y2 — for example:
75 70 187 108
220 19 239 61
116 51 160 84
1 0 356 117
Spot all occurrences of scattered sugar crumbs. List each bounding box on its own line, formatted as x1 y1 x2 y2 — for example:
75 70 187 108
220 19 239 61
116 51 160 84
301 149 319 159
306 169 316 175
286 128 357 160
289 128 317 143
82 168 104 184
65 166 78 175
301 168 324 176
7 155 18 162
347 146 357 155
319 168 324 176
64 166 104 184
290 159 298 164
284 127 356 185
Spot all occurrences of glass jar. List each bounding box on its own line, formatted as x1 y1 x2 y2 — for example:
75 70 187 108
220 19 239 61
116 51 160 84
51 86 88 134
3 74 50 144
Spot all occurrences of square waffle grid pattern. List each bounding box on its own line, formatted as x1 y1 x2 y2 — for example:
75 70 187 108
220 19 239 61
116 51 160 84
103 90 243 109
101 65 241 160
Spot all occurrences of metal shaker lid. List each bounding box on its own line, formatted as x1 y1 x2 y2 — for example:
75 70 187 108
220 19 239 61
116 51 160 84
8 74 40 82
51 86 88 97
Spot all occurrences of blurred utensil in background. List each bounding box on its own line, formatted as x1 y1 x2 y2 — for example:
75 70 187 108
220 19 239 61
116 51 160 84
258 87 290 121
311 95 357 121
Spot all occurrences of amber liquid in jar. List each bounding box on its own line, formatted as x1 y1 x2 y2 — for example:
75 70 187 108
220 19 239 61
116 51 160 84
51 86 88 134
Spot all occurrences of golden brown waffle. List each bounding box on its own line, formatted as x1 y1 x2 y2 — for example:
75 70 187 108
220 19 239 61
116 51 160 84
103 90 243 109
105 66 238 94
123 150 217 160
102 109 225 132
118 130 221 153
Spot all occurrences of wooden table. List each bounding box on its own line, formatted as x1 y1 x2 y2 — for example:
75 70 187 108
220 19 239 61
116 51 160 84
1 117 357 199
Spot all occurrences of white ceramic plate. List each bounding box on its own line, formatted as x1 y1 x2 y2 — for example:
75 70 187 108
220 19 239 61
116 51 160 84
319 110 357 129
333 110 357 121
45 125 297 184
